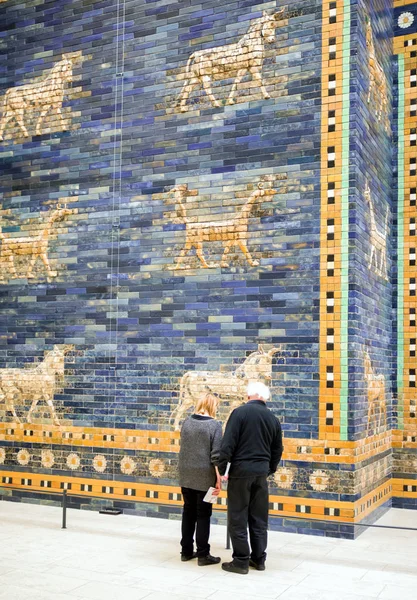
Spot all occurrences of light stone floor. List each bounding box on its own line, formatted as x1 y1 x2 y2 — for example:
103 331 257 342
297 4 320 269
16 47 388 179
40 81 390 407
0 502 416 600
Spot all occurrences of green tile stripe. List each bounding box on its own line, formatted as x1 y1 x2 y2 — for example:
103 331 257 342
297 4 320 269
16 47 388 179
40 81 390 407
397 54 405 431
340 0 351 441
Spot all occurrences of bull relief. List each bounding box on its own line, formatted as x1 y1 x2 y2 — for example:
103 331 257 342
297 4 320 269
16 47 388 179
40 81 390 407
177 9 291 112
365 15 389 132
0 52 82 141
171 345 281 430
0 198 77 281
0 345 73 426
166 177 286 271
365 182 388 281
364 349 386 436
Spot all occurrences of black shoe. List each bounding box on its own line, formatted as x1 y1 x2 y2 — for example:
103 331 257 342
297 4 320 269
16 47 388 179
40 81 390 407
198 554 221 566
221 560 248 575
249 559 265 571
181 552 197 562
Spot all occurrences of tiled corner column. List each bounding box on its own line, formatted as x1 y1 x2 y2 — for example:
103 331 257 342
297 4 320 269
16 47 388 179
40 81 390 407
319 0 351 442
393 2 417 508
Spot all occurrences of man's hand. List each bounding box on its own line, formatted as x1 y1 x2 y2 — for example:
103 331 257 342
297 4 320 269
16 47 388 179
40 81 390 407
213 476 221 496
221 475 229 483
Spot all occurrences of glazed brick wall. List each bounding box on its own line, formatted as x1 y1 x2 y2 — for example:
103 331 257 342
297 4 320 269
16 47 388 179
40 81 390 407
1 0 413 534
0 0 328 519
345 0 394 514
0 0 321 435
349 0 394 440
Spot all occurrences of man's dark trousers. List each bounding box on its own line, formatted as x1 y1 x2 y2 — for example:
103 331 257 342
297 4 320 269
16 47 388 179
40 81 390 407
227 475 269 568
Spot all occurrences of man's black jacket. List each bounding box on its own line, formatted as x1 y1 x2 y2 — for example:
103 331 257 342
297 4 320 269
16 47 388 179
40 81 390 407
218 400 283 478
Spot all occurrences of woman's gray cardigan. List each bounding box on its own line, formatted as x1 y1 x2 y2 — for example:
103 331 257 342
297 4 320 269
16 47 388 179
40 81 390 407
178 415 222 492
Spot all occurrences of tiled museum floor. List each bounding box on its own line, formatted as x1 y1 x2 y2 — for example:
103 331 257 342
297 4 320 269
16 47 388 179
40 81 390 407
0 502 416 600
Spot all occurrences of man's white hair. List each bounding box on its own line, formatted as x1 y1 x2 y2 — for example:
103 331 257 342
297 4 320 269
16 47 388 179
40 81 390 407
247 381 270 401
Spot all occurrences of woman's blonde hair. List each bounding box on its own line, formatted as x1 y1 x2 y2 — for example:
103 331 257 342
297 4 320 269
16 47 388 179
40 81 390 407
195 393 219 418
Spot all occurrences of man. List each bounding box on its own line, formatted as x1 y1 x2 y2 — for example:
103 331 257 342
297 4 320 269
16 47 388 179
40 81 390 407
218 381 283 575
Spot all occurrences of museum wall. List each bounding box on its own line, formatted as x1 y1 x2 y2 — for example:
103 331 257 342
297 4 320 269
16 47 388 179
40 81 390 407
0 0 415 536
347 0 394 516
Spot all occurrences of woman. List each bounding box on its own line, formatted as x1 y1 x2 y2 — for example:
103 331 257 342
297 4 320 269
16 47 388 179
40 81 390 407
178 393 222 566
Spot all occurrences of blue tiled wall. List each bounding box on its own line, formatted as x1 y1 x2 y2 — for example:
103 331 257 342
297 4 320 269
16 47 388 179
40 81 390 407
348 0 394 442
0 0 322 438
